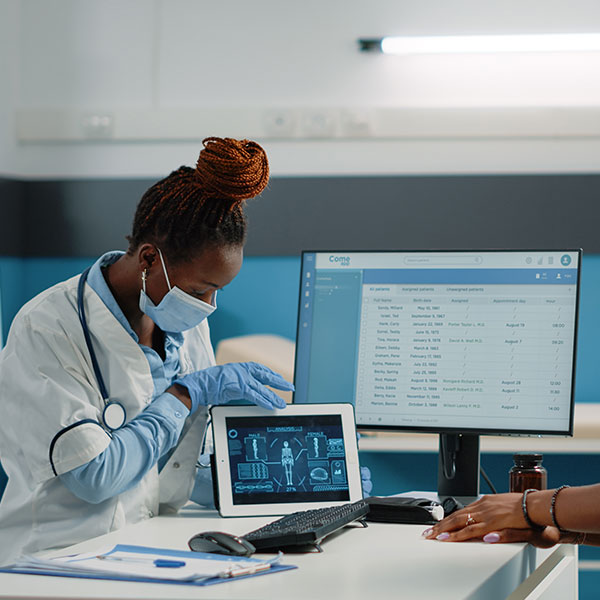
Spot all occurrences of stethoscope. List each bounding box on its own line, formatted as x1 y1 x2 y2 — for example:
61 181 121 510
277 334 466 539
78 267 127 431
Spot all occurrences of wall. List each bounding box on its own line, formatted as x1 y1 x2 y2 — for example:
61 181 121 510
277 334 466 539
0 0 18 175
3 0 600 179
3 174 600 259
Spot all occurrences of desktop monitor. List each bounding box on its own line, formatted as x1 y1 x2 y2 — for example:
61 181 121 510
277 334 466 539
293 250 581 499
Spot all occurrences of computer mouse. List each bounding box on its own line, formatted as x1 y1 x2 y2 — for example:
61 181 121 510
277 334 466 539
188 531 256 557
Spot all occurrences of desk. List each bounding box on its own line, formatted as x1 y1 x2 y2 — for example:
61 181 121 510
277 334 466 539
0 504 577 600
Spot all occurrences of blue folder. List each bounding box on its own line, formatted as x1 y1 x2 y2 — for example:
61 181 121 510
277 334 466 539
1 544 297 586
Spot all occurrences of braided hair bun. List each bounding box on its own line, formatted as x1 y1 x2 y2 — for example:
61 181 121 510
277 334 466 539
195 137 269 204
128 136 269 262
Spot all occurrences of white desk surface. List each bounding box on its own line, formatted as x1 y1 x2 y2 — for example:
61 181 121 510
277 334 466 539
0 504 575 600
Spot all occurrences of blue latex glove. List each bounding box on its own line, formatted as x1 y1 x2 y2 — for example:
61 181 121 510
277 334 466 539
361 466 373 498
356 432 373 497
175 362 294 413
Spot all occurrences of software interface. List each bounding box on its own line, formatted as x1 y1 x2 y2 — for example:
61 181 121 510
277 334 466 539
295 251 579 434
225 415 350 505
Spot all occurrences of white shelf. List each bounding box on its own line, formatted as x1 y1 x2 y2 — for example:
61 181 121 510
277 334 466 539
16 106 600 142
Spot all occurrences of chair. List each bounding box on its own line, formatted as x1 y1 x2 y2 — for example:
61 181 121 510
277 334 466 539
215 334 295 404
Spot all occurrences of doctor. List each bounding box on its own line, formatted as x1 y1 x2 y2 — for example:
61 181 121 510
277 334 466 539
0 137 293 565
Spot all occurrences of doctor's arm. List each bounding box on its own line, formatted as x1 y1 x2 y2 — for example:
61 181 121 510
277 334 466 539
59 393 189 504
61 363 293 504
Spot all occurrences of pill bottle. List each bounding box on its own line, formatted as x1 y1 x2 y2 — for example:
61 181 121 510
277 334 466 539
509 453 547 493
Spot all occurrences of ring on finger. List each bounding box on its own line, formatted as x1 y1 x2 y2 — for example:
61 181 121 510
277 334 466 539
466 513 476 526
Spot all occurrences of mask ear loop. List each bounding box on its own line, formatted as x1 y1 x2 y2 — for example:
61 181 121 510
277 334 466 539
156 248 172 291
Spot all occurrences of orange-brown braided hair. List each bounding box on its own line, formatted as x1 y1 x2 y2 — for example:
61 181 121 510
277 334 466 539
127 137 269 262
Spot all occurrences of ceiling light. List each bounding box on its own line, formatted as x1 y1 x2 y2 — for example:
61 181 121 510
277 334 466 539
358 34 600 55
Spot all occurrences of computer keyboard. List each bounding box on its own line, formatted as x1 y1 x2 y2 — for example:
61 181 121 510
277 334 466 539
242 500 370 551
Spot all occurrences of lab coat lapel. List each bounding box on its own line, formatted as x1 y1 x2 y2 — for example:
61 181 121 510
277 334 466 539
83 285 154 420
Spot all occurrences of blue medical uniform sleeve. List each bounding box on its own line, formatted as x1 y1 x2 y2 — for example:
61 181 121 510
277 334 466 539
59 393 189 504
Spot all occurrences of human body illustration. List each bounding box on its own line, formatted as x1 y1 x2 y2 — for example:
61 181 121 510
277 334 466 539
281 440 295 485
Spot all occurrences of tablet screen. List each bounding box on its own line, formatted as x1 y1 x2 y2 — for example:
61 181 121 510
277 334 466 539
224 414 349 505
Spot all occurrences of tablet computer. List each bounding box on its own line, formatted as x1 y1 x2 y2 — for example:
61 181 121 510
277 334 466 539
211 403 362 517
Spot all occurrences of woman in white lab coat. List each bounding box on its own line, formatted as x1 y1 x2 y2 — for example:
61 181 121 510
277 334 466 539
0 137 293 565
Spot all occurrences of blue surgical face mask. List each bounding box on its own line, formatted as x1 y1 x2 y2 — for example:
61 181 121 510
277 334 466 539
139 248 217 333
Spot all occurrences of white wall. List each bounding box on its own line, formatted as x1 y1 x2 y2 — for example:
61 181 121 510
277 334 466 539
4 0 600 178
0 0 19 175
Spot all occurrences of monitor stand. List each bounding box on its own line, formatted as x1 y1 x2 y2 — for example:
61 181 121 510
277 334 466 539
437 433 480 506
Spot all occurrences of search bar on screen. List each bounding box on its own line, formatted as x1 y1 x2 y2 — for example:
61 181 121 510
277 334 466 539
403 255 483 266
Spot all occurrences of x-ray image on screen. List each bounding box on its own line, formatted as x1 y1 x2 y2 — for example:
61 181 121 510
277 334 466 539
224 414 350 505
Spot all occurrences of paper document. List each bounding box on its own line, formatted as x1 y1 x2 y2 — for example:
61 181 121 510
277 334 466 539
8 544 292 585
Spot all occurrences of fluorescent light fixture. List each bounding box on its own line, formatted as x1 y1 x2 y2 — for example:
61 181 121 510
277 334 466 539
358 33 600 55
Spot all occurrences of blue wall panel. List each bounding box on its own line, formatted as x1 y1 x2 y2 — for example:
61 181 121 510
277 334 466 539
207 256 301 345
573 255 600 403
0 255 301 347
358 450 600 498
21 257 95 301
1 253 599 402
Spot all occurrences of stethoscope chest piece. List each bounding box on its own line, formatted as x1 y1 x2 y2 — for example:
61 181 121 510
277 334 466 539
102 402 127 431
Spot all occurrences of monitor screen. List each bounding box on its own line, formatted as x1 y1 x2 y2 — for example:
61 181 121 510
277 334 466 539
294 250 580 437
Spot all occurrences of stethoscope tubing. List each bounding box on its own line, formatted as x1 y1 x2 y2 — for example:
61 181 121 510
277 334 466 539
78 267 125 430
78 267 109 400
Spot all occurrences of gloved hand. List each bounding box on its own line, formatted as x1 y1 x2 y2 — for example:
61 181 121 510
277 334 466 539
356 433 373 497
175 362 294 413
361 466 373 498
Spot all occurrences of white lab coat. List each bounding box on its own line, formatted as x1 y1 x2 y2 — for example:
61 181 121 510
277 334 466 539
0 274 215 566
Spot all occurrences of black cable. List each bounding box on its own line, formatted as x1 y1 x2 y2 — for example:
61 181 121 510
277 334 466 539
480 466 497 494
440 434 459 479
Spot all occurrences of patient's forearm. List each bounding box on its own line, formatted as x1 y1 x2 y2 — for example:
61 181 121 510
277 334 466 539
528 484 600 533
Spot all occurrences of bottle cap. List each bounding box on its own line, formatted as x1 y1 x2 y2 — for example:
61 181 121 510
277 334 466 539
513 453 543 466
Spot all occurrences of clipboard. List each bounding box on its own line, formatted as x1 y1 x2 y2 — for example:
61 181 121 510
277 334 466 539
1 544 296 587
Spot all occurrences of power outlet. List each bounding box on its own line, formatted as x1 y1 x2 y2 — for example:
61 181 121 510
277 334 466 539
81 113 114 139
340 110 372 137
263 110 297 137
300 111 337 138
